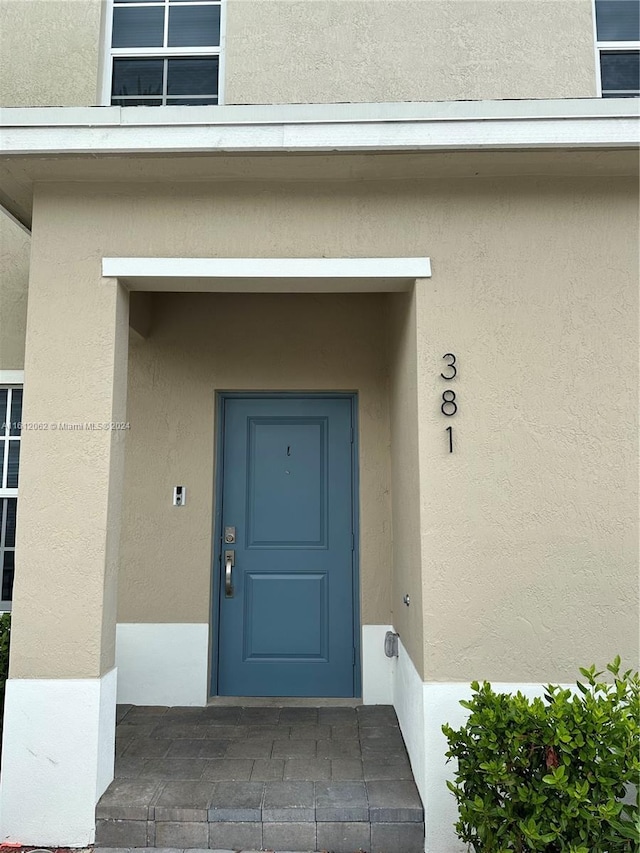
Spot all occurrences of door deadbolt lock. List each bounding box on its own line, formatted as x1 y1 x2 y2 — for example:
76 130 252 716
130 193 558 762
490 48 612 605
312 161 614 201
224 526 236 544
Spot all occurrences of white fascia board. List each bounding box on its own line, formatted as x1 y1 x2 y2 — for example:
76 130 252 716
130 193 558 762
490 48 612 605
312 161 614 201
0 370 24 384
1 99 638 155
102 257 432 280
2 98 638 127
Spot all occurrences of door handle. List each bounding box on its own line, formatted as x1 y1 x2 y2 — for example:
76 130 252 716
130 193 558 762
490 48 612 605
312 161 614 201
224 550 235 598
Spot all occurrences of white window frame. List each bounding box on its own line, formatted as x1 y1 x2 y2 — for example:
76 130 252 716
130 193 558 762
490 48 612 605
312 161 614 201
593 0 640 97
100 0 226 106
0 373 23 612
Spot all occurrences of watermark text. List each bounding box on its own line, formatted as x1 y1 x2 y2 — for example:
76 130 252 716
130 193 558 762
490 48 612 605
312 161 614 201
3 421 131 432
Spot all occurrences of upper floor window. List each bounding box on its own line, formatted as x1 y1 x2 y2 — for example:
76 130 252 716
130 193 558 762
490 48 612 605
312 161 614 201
109 0 222 106
595 0 640 97
0 386 21 610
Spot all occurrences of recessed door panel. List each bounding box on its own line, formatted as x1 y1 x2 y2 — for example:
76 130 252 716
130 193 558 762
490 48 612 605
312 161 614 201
247 418 327 547
244 572 328 660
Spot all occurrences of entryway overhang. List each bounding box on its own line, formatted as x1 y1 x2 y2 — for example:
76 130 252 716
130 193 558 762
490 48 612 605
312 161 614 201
1 98 638 230
102 257 432 293
2 98 638 155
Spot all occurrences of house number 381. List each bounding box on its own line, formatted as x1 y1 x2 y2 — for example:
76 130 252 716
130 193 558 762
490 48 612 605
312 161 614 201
440 353 457 453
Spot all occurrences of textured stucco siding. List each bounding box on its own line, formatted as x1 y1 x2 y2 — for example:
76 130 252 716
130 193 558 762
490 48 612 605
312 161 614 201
0 0 103 107
388 289 425 672
9 252 128 679
224 0 598 105
0 214 29 370
120 292 393 627
10 173 638 683
0 0 597 107
413 181 639 680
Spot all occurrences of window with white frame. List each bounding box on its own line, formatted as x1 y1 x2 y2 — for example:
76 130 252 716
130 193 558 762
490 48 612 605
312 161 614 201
0 387 21 610
109 0 221 106
595 0 640 97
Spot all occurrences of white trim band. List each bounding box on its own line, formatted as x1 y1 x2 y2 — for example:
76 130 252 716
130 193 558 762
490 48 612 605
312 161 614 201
103 257 432 292
0 669 117 845
0 370 24 384
116 622 210 706
103 256 431 280
362 625 395 704
3 97 638 125
1 99 638 155
115 623 397 706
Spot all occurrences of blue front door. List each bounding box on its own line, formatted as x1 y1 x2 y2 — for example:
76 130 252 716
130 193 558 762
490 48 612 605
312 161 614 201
215 395 357 697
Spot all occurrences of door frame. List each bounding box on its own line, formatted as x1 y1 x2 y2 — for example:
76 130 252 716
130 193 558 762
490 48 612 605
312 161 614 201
209 391 361 698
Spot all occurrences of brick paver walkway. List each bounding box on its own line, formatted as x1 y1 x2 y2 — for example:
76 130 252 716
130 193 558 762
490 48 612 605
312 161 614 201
95 704 424 853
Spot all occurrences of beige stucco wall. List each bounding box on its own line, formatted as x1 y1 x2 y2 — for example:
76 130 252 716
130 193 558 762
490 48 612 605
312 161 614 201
0 0 596 107
224 0 597 104
388 289 424 672
0 213 29 369
9 259 129 680
119 292 393 626
13 169 638 683
0 0 103 107
411 181 639 680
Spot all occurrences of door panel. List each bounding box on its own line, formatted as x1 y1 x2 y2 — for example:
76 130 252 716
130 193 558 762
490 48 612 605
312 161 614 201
244 572 327 660
216 396 356 697
247 418 327 546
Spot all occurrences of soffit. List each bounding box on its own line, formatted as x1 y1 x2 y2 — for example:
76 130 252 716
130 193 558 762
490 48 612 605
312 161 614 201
1 148 637 232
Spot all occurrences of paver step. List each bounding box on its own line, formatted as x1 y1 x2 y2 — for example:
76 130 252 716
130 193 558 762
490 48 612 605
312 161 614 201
96 817 424 852
96 705 425 853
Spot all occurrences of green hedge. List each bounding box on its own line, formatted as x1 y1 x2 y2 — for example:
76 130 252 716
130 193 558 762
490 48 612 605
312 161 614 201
442 658 639 852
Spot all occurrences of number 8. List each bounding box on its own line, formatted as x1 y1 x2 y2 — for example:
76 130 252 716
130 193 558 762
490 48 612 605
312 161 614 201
441 390 457 416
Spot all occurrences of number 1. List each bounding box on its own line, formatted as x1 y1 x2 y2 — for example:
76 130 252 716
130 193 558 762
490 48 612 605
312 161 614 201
446 426 453 453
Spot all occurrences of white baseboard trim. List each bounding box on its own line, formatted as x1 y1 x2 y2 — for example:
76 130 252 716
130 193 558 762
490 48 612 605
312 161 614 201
0 668 117 846
393 636 427 806
97 667 118 795
362 624 395 704
116 622 393 707
116 622 209 706
392 635 574 852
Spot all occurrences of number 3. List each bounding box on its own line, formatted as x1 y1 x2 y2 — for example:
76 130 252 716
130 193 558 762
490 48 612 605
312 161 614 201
441 353 457 380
